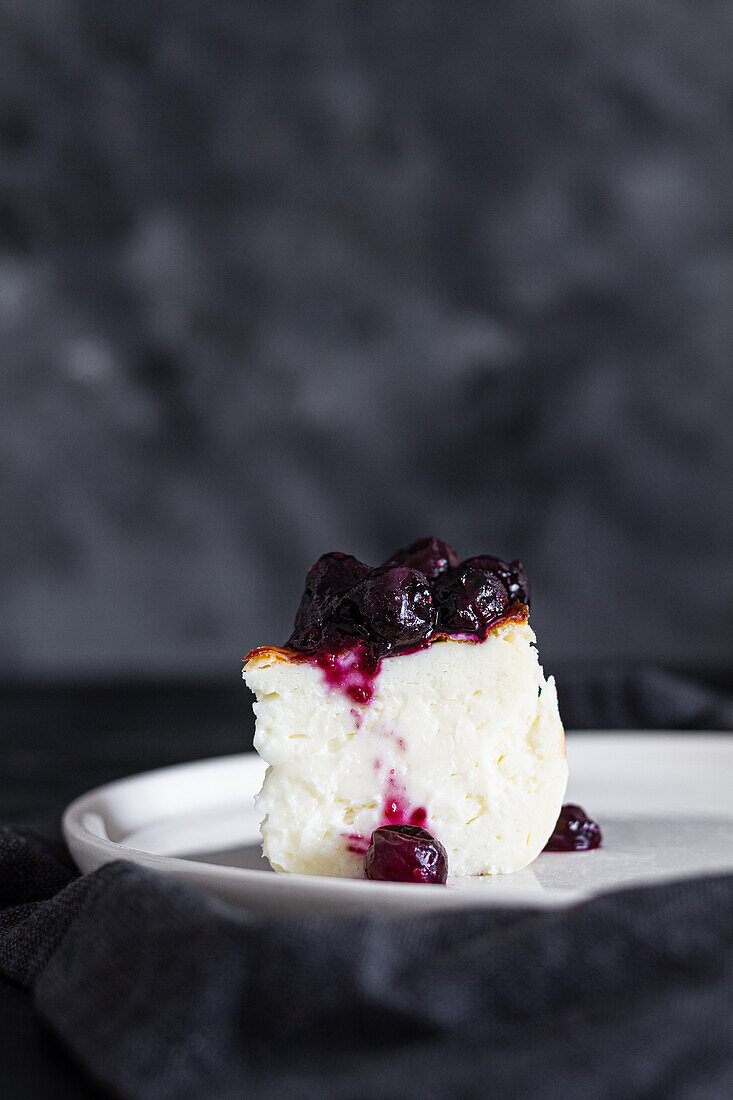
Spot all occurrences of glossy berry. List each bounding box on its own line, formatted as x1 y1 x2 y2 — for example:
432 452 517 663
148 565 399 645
544 804 602 852
364 824 448 884
463 555 530 607
286 540 529 662
383 537 460 580
288 552 370 650
342 566 437 652
433 563 509 636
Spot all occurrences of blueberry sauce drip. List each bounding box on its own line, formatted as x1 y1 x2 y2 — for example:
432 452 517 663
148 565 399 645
285 538 529 701
544 804 602 852
364 824 449 884
346 834 371 856
346 766 428 854
313 643 380 705
382 769 427 828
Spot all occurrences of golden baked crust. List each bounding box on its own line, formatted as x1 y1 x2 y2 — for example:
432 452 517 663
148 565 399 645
243 601 529 668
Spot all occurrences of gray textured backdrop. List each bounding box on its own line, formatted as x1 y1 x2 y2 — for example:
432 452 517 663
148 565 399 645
1 1 731 678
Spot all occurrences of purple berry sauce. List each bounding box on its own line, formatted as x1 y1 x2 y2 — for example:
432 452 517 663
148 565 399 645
346 766 428 854
364 824 449 884
382 769 427 828
346 834 371 856
283 538 528 704
312 643 380 705
544 804 602 852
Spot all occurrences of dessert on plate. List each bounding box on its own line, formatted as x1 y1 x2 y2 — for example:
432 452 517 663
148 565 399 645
243 538 568 880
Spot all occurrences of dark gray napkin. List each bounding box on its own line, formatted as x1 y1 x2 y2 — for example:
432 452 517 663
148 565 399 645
2 825 733 1100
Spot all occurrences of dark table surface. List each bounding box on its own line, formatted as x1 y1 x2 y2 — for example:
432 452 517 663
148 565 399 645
4 680 249 1100
3 668 732 1099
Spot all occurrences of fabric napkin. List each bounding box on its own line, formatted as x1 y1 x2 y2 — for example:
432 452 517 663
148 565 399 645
2 825 733 1099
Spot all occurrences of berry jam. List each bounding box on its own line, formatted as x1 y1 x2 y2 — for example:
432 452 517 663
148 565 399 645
544 804 602 851
364 824 449 884
285 538 528 702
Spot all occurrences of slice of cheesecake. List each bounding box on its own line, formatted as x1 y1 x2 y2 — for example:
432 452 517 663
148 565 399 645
243 538 567 879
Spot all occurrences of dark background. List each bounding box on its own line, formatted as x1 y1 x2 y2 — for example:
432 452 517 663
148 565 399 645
1 1 732 709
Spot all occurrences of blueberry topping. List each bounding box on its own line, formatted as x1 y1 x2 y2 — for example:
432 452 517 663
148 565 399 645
462 555 530 606
433 562 509 636
340 566 437 653
383 537 459 580
288 552 370 650
285 539 528 670
364 824 448 884
544 804 602 852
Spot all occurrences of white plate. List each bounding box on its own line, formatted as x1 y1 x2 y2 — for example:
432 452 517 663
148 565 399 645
62 733 733 915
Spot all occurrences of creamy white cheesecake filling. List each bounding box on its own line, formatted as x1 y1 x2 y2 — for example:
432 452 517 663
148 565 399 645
243 619 567 878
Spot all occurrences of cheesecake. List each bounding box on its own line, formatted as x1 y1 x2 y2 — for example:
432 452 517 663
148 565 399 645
243 538 567 879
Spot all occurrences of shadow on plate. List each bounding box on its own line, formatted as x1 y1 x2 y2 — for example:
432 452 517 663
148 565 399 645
181 842 274 872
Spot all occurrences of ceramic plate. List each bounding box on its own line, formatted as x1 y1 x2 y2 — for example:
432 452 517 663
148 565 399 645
62 733 733 915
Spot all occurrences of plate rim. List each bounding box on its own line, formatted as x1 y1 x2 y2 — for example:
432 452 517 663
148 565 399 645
62 730 733 911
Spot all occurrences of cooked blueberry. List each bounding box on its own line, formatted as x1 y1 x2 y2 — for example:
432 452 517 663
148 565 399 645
364 823 448 884
463 555 530 606
288 552 370 650
544 804 602 852
383 537 460 580
433 563 509 636
341 566 437 652
287 542 530 659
